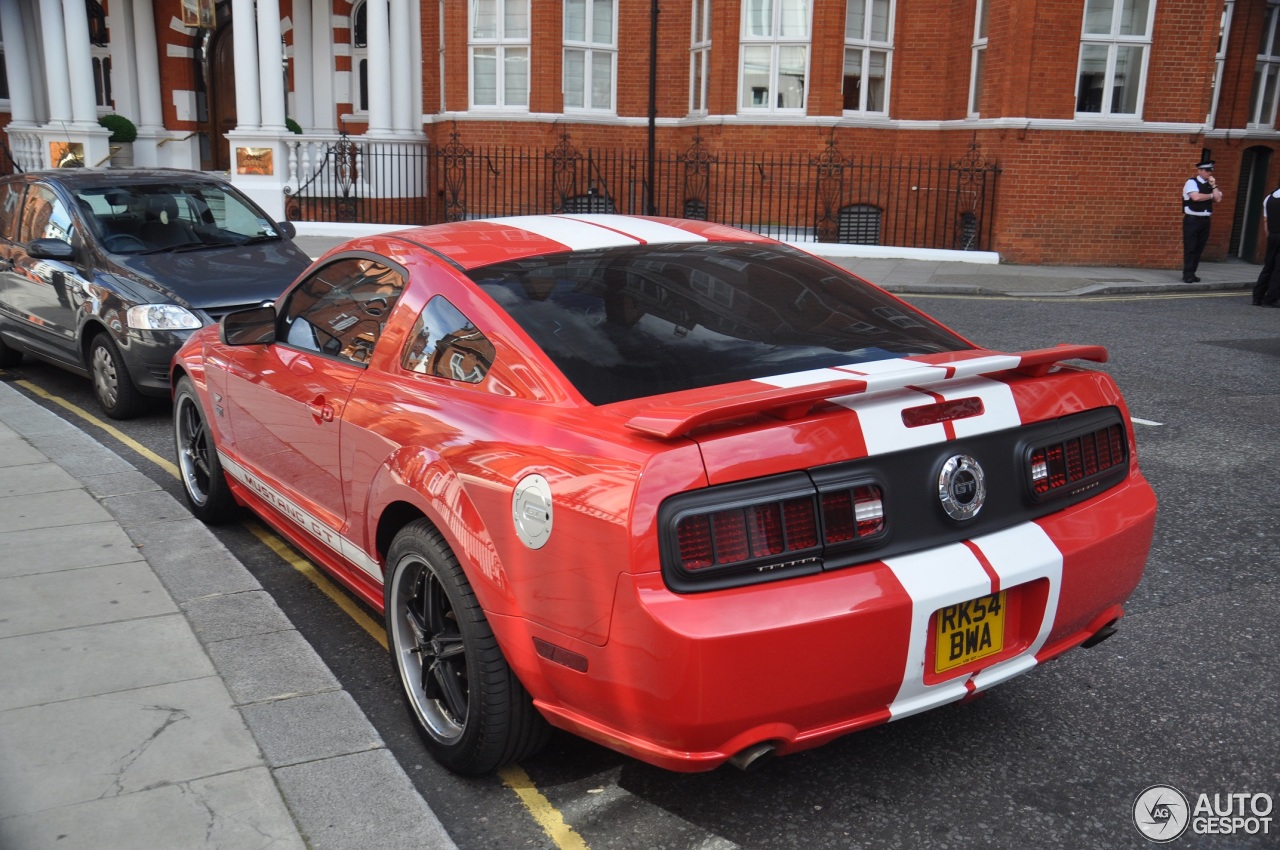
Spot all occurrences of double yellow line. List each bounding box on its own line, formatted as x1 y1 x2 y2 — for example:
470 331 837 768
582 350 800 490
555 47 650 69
13 378 588 850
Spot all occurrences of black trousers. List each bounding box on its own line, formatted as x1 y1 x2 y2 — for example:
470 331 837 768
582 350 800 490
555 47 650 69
1182 215 1211 280
1255 234 1280 304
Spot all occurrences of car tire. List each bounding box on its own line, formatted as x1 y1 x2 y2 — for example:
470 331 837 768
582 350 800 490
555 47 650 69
173 376 239 524
385 519 549 775
89 333 144 420
0 338 21 368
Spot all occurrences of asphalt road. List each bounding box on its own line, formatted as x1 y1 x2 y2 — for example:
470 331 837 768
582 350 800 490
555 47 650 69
3 289 1276 850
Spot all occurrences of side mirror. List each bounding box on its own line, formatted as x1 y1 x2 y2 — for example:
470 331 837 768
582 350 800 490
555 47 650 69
28 238 75 261
277 220 297 240
221 305 277 346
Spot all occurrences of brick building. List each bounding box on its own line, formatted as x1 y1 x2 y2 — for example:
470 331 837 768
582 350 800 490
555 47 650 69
2 0 1277 267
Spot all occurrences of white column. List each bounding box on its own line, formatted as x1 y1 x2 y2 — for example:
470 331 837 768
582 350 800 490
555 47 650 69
310 0 335 132
389 0 413 133
132 0 164 132
61 0 100 124
256 0 288 131
365 0 392 133
292 0 314 128
0 1 38 124
106 0 140 122
232 0 261 128
38 0 73 123
411 0 423 126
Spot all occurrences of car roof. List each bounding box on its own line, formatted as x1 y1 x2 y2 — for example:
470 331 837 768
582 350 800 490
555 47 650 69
5 168 233 190
382 215 776 270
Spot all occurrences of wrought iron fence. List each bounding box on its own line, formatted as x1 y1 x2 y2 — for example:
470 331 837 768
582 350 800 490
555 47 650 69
286 129 1000 252
0 138 21 176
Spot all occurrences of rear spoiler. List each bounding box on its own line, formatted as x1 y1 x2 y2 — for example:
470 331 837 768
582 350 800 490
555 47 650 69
625 344 1107 439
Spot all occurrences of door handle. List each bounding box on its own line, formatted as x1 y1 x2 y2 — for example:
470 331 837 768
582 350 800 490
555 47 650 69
307 396 335 423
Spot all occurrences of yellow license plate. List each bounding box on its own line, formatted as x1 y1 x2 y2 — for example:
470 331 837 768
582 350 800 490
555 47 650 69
935 591 1006 673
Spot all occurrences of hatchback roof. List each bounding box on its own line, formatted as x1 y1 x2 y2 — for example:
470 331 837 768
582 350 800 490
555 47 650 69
3 168 232 189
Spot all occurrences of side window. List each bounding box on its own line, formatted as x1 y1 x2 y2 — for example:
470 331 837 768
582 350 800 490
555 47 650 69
0 183 23 242
402 295 495 384
19 185 76 245
279 256 406 365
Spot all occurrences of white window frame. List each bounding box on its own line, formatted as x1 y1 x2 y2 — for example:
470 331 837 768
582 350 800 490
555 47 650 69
690 0 711 114
1251 1 1280 127
439 1 447 112
1208 1 1233 125
1074 0 1154 119
843 0 892 115
563 0 617 113
969 0 988 117
739 0 812 114
469 0 530 110
351 0 369 114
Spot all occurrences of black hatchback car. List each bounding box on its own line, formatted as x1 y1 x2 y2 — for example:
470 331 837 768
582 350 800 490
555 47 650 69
0 169 311 417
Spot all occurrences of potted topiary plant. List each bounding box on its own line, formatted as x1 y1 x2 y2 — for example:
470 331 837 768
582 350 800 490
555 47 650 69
99 114 138 166
285 117 303 134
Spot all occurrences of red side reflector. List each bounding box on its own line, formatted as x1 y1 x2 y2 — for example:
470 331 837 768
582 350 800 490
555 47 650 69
901 397 985 428
533 637 588 673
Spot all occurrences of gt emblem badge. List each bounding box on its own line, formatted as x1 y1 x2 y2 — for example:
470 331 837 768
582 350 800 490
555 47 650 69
937 454 986 521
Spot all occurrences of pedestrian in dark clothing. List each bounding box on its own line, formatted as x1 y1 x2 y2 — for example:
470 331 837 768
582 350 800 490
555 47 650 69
1182 160 1222 283
1253 185 1280 307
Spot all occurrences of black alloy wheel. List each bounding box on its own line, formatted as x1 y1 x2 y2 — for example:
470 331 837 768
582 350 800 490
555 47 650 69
173 376 238 524
385 520 548 775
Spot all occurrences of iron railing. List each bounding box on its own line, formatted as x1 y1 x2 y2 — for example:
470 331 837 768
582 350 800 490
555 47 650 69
286 129 1000 252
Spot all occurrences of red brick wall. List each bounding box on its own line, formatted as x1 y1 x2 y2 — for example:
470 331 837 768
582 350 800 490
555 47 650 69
285 0 1280 265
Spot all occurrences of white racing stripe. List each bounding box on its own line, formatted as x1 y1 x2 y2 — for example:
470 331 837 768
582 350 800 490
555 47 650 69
968 523 1062 692
756 359 1023 455
885 543 993 719
488 215 642 251
554 214 708 244
885 521 1063 719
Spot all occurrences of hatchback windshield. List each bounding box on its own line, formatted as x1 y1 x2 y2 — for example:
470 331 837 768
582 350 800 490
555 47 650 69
74 181 283 253
471 242 969 405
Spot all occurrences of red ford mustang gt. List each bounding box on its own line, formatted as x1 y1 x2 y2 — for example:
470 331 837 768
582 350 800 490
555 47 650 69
171 215 1157 775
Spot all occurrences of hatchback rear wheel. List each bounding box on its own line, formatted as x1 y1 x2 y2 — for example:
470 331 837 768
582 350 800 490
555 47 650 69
0 337 21 368
89 333 144 419
385 520 549 775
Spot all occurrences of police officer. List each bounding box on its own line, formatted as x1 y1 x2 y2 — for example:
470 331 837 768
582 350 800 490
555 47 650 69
1253 183 1280 307
1182 159 1222 283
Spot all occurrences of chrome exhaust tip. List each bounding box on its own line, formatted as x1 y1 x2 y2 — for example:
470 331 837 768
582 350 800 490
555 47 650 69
728 742 777 771
1081 618 1120 648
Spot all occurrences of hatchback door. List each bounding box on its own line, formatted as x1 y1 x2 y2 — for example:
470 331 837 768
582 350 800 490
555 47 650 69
0 183 92 366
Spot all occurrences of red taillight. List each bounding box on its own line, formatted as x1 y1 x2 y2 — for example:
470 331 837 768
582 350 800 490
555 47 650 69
674 485 886 573
821 485 884 543
782 497 818 549
676 514 714 569
1030 423 1126 496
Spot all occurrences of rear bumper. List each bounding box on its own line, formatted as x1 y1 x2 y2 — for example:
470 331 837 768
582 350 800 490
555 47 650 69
502 472 1157 772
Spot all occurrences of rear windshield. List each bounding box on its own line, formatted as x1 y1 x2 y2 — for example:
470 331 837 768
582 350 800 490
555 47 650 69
470 242 969 406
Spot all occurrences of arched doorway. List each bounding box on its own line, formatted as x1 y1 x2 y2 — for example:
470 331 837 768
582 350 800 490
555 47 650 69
1230 145 1272 263
206 21 237 172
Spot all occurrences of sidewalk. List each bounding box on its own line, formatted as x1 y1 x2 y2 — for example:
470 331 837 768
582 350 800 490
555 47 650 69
0 382 457 850
291 229 1260 299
